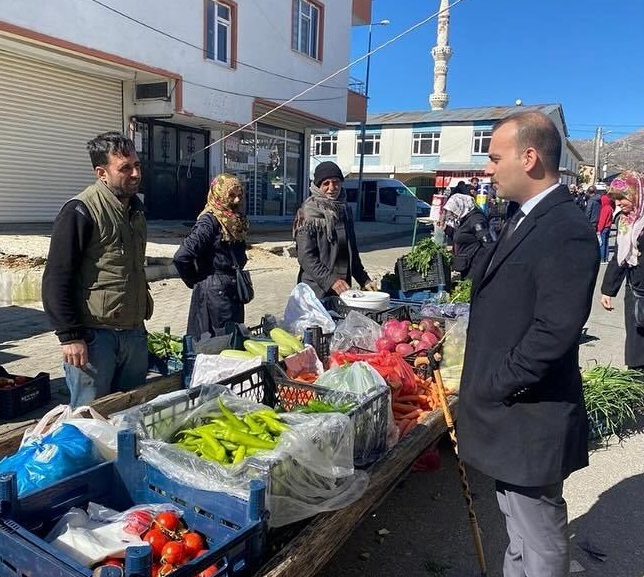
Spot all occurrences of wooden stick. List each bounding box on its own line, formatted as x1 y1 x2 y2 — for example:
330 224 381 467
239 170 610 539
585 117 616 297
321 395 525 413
433 365 488 577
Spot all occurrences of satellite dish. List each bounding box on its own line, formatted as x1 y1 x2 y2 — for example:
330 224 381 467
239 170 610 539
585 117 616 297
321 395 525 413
515 99 523 106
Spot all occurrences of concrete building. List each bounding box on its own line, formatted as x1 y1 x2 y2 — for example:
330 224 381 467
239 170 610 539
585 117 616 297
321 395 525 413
0 0 371 223
311 103 583 209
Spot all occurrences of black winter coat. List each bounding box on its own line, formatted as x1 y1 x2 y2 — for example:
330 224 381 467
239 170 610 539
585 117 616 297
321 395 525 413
600 223 644 368
451 209 495 278
173 214 247 339
458 186 599 487
295 207 369 298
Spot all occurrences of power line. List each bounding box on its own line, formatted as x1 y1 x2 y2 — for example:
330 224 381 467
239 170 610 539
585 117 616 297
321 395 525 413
87 0 345 92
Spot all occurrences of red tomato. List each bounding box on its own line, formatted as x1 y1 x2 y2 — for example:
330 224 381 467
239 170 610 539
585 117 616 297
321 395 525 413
181 531 205 559
154 511 182 535
161 540 186 566
144 528 170 560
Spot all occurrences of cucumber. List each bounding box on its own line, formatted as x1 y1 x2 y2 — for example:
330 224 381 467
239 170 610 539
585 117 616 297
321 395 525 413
219 349 258 360
270 328 304 353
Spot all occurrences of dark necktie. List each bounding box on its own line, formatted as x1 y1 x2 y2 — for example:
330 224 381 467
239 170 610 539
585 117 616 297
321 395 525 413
486 209 524 274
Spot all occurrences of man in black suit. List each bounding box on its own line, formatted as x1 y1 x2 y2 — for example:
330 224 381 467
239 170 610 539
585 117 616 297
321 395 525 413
458 111 599 576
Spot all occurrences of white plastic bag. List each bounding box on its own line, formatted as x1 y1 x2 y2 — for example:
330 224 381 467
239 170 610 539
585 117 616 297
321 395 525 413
189 354 262 388
283 283 335 337
329 310 381 352
21 404 119 460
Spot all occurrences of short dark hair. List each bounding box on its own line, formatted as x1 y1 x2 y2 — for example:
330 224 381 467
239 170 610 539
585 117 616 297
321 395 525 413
87 132 136 168
493 111 562 175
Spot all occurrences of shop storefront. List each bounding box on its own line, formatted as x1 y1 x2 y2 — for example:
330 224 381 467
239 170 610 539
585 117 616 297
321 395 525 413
224 123 304 219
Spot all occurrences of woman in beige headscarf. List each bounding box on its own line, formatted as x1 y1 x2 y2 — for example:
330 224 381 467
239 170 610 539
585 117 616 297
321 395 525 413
174 174 250 339
600 171 644 369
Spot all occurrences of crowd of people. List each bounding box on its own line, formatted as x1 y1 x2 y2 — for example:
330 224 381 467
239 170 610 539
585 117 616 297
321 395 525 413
39 114 644 576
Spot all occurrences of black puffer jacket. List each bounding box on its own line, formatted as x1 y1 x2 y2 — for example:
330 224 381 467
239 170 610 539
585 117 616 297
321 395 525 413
451 208 496 278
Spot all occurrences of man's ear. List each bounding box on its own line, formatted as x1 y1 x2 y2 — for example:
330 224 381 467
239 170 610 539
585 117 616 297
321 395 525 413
522 147 538 172
94 166 107 181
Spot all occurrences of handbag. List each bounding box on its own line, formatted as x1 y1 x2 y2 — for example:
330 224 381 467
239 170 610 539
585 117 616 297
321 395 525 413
632 285 644 329
230 246 254 304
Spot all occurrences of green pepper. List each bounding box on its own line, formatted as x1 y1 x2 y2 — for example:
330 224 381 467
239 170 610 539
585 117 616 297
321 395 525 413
200 430 227 462
218 398 249 432
254 413 289 435
243 415 266 435
232 445 247 464
212 426 277 450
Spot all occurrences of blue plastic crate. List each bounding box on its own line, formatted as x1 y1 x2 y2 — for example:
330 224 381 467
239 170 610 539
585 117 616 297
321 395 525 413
147 351 183 377
0 430 267 577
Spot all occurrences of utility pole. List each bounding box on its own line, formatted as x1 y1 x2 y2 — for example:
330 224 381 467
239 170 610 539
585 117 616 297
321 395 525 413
592 126 602 185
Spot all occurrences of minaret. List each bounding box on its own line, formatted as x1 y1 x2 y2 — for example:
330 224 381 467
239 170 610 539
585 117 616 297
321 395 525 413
429 0 452 110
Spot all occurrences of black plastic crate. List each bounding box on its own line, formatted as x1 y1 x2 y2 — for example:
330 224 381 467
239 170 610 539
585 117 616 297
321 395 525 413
396 255 450 292
0 367 50 420
220 365 389 467
322 296 409 325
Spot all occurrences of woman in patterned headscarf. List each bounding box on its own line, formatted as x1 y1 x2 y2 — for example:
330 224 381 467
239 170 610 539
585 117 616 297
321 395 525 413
600 171 644 369
443 192 496 278
174 174 250 339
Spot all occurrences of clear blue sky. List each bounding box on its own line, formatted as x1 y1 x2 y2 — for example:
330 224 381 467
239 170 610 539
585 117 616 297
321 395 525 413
350 0 644 141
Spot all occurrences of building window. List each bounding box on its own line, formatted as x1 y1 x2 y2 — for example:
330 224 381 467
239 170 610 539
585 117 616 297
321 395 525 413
292 0 322 59
205 0 235 66
312 134 337 156
473 130 492 154
412 132 440 155
356 134 381 156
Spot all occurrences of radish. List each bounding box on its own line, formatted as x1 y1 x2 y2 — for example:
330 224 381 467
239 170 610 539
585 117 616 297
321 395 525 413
408 329 423 341
389 325 410 344
382 319 401 340
421 332 439 346
375 337 396 352
414 340 430 352
395 342 414 356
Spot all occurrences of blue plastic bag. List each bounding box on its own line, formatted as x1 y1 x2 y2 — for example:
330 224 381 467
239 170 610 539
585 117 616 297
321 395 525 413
0 423 104 497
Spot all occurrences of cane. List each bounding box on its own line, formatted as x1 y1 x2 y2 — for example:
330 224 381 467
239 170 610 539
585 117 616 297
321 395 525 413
433 361 487 577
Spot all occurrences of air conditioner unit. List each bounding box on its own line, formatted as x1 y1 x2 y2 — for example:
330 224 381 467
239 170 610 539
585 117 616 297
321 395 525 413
135 81 170 100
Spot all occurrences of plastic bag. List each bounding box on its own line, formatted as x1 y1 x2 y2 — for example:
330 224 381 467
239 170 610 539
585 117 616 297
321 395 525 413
283 345 324 380
314 361 386 402
329 310 381 352
283 283 335 337
46 503 178 567
189 353 262 388
21 404 119 461
0 423 104 497
440 315 468 391
113 385 368 528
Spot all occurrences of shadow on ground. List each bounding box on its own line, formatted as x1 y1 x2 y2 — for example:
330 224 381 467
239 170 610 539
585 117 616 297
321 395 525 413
0 306 51 342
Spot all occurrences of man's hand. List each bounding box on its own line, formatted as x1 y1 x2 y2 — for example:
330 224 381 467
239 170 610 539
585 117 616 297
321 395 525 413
332 279 351 295
600 295 614 311
62 340 88 368
362 280 378 291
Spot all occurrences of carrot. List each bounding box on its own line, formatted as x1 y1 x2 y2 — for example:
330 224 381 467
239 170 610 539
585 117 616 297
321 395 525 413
392 402 418 414
395 395 425 404
401 419 417 437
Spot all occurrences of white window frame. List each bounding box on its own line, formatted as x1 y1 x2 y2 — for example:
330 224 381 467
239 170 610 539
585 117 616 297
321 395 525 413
356 134 381 156
473 130 492 154
412 132 441 155
206 0 232 66
292 0 320 59
312 134 337 156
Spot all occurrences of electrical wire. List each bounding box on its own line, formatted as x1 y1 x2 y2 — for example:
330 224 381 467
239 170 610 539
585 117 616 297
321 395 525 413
87 0 345 92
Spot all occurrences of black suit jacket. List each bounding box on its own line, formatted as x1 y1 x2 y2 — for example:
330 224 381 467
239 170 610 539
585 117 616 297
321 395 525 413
458 186 599 487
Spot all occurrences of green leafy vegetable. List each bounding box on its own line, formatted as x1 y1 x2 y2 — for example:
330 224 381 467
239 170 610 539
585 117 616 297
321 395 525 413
147 330 183 359
450 278 472 303
404 238 452 278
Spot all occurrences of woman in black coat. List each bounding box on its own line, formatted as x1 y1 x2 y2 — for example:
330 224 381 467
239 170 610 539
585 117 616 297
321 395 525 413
174 174 250 340
293 162 375 298
600 171 644 369
442 192 496 278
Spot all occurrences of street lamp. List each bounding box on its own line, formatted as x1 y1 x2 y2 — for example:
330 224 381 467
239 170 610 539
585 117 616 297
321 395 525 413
356 18 389 220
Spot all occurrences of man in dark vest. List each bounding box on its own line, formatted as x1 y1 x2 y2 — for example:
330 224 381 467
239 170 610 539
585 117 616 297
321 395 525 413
43 132 153 407
458 111 599 576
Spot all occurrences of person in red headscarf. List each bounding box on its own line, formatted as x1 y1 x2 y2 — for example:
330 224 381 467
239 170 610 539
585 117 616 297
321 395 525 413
600 171 644 369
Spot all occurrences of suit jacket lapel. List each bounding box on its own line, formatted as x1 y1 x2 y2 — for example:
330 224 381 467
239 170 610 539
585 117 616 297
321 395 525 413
474 186 573 292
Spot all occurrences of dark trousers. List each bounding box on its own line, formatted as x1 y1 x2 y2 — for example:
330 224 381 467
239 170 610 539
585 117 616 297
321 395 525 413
495 480 569 577
187 273 244 340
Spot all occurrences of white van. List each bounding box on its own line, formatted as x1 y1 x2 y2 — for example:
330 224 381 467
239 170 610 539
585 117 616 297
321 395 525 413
342 178 431 222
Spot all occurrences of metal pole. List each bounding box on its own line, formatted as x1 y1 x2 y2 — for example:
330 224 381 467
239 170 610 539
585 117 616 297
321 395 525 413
356 23 373 222
592 126 602 185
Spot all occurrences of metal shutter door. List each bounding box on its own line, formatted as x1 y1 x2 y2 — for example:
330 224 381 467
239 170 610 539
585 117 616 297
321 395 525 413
0 50 123 222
